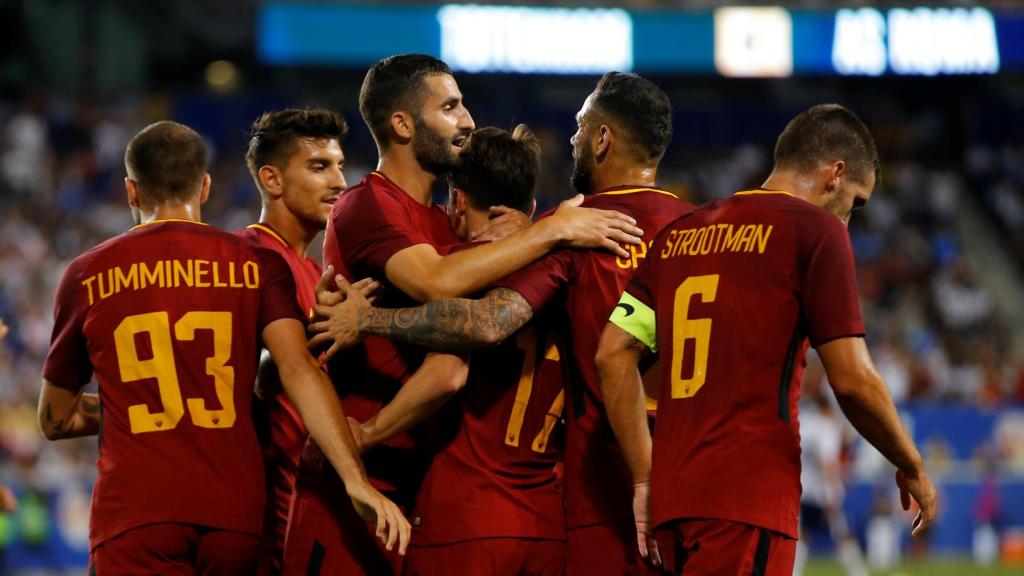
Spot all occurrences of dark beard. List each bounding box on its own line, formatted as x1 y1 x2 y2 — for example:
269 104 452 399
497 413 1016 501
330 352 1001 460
413 116 462 175
570 151 595 196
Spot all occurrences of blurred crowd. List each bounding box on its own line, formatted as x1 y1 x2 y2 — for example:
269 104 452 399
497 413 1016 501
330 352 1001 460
1 90 1023 567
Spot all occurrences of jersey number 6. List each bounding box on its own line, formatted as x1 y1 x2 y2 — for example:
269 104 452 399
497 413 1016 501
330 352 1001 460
114 311 236 434
671 274 719 399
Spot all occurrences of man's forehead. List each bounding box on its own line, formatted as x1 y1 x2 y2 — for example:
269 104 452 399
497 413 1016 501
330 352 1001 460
423 73 461 100
577 93 597 122
294 137 344 158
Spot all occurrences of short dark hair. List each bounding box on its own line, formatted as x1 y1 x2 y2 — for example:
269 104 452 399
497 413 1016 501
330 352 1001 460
124 121 207 203
591 72 673 162
773 104 879 184
245 108 348 191
359 54 452 147
451 124 540 214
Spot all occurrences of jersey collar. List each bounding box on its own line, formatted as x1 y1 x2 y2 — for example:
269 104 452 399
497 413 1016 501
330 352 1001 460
734 188 796 198
129 218 208 231
247 223 289 249
596 185 677 199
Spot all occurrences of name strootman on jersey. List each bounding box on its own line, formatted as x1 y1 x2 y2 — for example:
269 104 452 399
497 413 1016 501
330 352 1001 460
81 258 261 306
659 223 774 259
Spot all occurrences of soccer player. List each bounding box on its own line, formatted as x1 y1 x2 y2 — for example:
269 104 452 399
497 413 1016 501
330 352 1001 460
285 55 644 576
235 108 349 575
310 71 692 576
331 124 566 575
597 104 937 575
39 121 408 574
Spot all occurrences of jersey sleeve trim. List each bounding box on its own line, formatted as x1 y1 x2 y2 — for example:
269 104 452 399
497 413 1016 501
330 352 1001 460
609 291 658 353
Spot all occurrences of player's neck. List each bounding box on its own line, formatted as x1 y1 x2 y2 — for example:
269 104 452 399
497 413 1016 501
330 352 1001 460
137 202 202 225
377 152 436 206
593 163 657 193
259 205 315 257
760 170 814 203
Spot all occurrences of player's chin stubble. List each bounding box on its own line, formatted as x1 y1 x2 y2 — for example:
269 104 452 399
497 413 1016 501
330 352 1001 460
413 118 461 175
570 153 595 196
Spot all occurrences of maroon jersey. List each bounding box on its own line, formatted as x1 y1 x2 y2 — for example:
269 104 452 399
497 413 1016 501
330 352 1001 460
496 187 693 529
413 319 565 545
42 220 302 549
618 190 865 538
323 171 458 497
235 223 322 570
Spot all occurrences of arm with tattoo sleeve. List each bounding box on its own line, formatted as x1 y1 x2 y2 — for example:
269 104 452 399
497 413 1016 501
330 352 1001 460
309 284 536 355
359 288 534 350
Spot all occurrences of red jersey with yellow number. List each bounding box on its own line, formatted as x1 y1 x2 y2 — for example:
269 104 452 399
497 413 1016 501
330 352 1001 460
620 191 865 538
495 187 693 529
235 223 322 568
323 171 458 498
42 220 302 549
413 317 566 545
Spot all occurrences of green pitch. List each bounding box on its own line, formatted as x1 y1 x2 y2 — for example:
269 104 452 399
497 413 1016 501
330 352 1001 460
805 557 1023 576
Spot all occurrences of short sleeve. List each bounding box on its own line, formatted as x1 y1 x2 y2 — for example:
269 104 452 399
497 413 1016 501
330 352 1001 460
494 249 577 313
610 253 659 352
42 259 93 392
334 187 435 275
256 248 304 330
802 217 865 346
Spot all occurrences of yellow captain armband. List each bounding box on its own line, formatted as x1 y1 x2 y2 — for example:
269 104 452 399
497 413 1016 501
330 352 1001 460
609 291 658 353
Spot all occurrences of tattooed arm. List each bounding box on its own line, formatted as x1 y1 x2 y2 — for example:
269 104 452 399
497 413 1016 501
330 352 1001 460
38 380 100 440
309 284 536 356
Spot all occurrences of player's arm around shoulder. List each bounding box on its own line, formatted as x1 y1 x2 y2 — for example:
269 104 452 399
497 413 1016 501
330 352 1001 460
383 194 643 302
309 270 536 357
262 316 411 554
817 337 937 538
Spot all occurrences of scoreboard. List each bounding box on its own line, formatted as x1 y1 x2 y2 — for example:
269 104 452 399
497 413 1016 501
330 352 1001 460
258 3 1024 77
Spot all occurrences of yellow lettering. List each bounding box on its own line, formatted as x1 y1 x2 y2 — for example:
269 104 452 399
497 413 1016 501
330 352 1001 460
173 260 193 288
243 261 259 288
227 262 244 288
82 276 96 306
699 225 715 255
688 227 707 256
724 225 746 252
661 230 679 259
98 269 115 300
713 224 730 252
140 261 164 289
114 264 139 294
194 259 210 288
211 261 228 288
754 224 773 254
738 225 758 252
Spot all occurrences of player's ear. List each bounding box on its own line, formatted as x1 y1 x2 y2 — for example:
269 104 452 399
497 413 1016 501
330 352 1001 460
595 124 612 161
258 165 284 199
526 198 537 220
391 111 414 143
199 173 212 205
824 160 845 193
125 177 140 208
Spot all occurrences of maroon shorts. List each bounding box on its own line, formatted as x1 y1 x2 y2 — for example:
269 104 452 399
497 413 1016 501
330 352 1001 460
405 538 564 576
90 522 259 575
654 519 796 576
566 520 659 576
282 443 403 576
